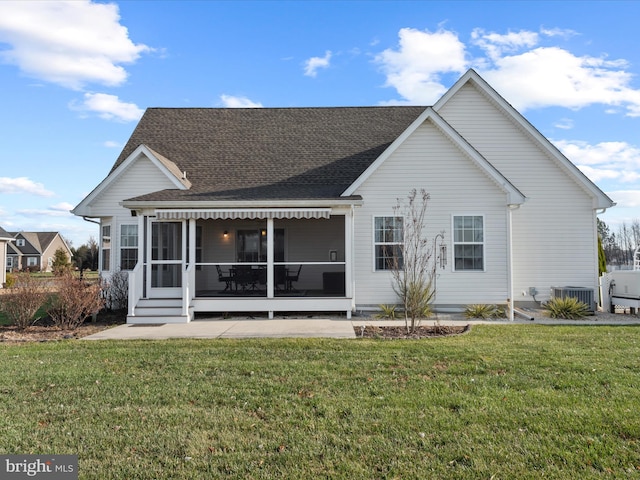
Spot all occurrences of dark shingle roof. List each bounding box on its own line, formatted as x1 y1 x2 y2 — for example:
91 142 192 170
8 232 59 254
115 107 426 202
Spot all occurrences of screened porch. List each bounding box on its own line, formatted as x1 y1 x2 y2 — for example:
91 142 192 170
193 216 347 298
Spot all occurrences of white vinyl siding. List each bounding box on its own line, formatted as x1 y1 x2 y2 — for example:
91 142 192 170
352 118 509 308
83 156 181 275
438 83 599 300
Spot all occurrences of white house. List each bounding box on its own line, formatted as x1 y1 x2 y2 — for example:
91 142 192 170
72 69 614 323
0 226 13 287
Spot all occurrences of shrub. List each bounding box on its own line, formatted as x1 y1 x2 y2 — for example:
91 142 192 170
543 296 590 319
492 305 507 319
0 272 47 329
376 304 399 319
4 272 16 288
464 304 497 319
101 270 129 311
47 272 104 330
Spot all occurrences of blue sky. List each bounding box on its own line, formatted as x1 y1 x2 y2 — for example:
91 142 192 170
0 0 639 247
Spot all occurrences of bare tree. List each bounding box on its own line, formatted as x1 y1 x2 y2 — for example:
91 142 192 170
389 189 443 334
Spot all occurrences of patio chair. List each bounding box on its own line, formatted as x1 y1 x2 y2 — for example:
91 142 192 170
216 265 233 291
285 265 302 292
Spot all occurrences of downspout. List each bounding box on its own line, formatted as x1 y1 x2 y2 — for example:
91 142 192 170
507 204 521 321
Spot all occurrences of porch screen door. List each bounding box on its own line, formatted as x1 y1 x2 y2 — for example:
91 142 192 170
148 221 183 297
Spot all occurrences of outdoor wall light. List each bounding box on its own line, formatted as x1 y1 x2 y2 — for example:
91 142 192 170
223 230 229 238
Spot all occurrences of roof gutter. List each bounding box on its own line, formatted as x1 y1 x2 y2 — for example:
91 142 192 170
82 216 101 225
121 198 364 210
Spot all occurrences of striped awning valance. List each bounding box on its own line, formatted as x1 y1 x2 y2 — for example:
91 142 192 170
155 208 332 220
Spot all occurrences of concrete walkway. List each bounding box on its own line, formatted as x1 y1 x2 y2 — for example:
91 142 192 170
81 313 640 341
83 318 358 340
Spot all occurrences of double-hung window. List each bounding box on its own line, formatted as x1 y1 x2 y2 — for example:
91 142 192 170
453 215 484 271
101 224 111 271
120 224 138 270
374 216 403 271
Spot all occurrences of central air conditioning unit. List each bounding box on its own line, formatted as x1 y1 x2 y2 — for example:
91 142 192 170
551 287 595 313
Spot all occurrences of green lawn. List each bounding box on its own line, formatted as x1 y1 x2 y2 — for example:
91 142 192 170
1 325 639 479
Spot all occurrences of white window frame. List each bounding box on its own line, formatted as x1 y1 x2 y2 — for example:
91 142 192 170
119 224 139 270
27 257 38 267
373 215 404 271
16 239 25 247
452 215 485 272
101 223 111 272
6 257 13 269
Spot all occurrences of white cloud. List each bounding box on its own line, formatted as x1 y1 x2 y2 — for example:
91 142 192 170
607 190 640 208
0 0 150 90
304 50 332 78
553 118 574 130
471 28 539 60
555 140 640 183
103 140 121 148
375 28 467 104
17 204 74 217
220 95 263 108
0 177 54 197
375 26 640 116
71 92 144 122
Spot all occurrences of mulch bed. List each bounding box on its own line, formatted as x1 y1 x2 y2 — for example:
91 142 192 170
0 310 126 343
357 324 470 339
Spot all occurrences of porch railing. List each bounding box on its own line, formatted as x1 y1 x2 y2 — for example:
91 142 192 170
128 261 143 317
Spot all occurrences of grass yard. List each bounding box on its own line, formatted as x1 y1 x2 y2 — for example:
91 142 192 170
1 325 639 479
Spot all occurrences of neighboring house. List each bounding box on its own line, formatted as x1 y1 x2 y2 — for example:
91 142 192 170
6 231 72 273
72 69 614 323
0 226 13 287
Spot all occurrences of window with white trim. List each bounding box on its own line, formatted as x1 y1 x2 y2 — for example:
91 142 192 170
101 224 111 271
453 215 484 271
374 216 403 271
120 224 138 270
7 257 13 269
16 239 25 247
27 257 38 267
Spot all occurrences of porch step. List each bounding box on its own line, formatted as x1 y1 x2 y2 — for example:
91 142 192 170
129 298 193 324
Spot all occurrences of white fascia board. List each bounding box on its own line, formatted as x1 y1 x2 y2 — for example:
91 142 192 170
436 69 614 210
342 107 525 205
122 198 364 210
71 144 189 216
